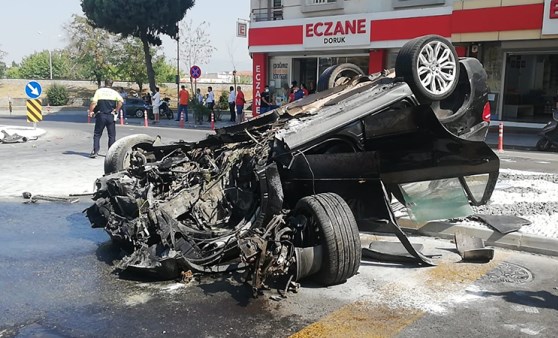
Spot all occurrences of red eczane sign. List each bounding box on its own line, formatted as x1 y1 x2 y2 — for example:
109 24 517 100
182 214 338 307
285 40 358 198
305 19 366 37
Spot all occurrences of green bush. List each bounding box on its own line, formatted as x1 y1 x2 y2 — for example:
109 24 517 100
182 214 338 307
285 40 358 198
46 84 69 106
217 91 229 111
189 98 209 123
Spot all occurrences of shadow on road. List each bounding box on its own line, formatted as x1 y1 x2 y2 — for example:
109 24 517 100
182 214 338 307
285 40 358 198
63 150 94 158
481 290 558 311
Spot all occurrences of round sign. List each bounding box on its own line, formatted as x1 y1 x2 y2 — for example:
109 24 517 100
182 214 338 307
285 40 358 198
190 65 202 79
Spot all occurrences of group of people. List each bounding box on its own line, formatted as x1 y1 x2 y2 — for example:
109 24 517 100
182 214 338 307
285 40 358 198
258 80 313 114
87 81 248 158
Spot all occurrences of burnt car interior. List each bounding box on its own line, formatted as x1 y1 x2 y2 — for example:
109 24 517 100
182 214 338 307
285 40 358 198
85 35 500 297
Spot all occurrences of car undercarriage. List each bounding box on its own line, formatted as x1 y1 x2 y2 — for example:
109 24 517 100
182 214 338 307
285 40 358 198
85 35 500 296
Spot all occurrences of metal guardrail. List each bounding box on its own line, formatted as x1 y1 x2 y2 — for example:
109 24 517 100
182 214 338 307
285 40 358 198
252 7 283 22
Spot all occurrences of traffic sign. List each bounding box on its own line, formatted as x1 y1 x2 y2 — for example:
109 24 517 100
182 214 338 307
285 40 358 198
26 99 43 122
25 81 42 99
190 65 202 79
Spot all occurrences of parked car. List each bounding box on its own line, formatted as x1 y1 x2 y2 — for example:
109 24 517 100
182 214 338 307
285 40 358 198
86 35 499 295
123 97 151 118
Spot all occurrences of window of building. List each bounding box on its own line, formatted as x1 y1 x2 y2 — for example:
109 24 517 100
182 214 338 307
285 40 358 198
301 0 343 13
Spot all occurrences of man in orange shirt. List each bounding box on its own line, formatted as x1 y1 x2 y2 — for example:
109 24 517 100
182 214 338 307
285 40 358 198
176 85 189 122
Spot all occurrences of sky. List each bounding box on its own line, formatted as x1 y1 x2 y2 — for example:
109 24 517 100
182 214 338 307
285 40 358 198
0 0 252 73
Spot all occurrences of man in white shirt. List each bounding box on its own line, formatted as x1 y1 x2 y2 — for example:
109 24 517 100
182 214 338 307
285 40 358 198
151 86 161 122
228 86 236 122
206 86 215 122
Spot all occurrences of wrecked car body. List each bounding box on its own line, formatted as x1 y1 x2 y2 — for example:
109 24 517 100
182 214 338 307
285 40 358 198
85 35 500 293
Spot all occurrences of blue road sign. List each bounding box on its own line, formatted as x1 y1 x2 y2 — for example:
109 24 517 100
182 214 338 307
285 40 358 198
25 81 42 99
190 65 202 79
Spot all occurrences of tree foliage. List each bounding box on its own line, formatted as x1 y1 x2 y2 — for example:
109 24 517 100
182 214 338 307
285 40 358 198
64 15 118 87
17 50 71 80
81 0 194 92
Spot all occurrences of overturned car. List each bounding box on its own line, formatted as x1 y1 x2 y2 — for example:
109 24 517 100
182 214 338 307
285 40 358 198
86 35 499 293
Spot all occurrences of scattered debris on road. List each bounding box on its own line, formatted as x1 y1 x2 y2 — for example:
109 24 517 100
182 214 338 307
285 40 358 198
22 192 80 204
454 232 494 262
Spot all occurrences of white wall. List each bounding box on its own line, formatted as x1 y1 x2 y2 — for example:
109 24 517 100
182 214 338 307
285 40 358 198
251 0 452 20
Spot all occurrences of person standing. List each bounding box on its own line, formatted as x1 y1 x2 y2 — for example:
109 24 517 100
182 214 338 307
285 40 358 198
228 86 236 122
176 85 189 122
119 87 128 118
151 86 161 122
260 85 272 114
235 86 246 124
88 79 123 158
206 86 215 122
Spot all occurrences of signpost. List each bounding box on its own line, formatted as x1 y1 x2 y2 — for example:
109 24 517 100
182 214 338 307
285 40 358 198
25 81 43 128
25 81 42 100
26 99 43 125
190 65 202 102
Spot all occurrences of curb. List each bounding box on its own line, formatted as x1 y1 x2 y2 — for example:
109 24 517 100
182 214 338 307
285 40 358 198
397 218 558 257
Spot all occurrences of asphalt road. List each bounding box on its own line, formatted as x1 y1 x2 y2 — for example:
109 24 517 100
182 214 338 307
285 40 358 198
1 111 557 337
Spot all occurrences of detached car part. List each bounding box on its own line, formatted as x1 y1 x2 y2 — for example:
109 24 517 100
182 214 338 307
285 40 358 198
86 35 499 293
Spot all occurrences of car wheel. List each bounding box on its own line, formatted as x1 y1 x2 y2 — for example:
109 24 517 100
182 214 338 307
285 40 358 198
317 63 365 92
293 193 361 285
135 109 145 118
104 134 155 174
395 35 460 103
536 138 551 151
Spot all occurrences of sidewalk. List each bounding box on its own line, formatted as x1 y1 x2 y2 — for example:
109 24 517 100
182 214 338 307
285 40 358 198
485 120 544 151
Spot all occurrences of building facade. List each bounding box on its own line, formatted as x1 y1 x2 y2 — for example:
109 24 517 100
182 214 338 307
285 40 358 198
248 0 558 123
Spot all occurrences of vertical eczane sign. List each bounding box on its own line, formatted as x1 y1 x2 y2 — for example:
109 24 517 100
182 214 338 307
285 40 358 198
542 0 558 34
252 53 267 116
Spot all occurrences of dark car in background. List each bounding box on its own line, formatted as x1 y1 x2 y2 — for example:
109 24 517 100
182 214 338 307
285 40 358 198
123 97 151 118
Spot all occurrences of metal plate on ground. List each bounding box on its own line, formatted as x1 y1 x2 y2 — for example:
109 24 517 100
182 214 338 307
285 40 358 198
362 241 425 263
481 262 533 284
454 232 494 262
473 214 531 234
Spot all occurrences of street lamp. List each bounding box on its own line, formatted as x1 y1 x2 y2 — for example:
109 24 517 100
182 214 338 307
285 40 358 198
37 31 56 80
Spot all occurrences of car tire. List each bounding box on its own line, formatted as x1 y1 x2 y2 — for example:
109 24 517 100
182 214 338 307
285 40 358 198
104 134 155 174
294 193 361 285
317 63 365 92
536 138 551 151
395 35 460 104
135 109 144 118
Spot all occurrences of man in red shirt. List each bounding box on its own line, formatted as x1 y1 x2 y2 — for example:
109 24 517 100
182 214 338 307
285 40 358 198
235 86 246 124
176 85 189 122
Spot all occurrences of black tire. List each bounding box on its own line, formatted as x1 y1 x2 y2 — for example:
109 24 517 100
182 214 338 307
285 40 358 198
135 109 144 118
104 134 155 174
166 109 174 120
536 138 551 151
294 193 361 285
317 63 365 92
395 35 460 103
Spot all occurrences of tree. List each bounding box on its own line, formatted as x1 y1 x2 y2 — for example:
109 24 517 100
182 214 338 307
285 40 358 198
17 50 70 79
65 14 119 87
115 37 149 92
81 0 194 92
179 19 216 92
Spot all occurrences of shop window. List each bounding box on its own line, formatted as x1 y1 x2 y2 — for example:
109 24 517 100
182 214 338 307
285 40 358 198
318 56 369 78
301 0 343 13
392 0 445 9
